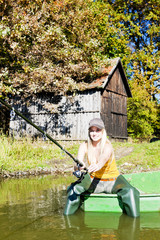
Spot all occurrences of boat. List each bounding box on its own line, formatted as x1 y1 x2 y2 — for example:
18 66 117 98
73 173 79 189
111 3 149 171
81 171 160 213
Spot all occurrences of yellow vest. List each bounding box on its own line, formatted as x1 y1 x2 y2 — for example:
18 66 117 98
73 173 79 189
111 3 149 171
88 154 119 179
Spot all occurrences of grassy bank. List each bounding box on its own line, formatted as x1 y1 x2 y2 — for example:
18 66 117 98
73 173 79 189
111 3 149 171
0 135 160 177
113 140 160 173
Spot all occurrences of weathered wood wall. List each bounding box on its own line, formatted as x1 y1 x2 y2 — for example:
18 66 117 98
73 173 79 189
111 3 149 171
101 68 128 139
10 90 101 140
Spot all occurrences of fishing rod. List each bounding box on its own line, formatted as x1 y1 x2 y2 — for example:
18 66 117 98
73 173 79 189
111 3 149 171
0 98 83 169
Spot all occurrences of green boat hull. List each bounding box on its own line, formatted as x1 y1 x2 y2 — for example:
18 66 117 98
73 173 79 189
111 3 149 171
82 171 160 213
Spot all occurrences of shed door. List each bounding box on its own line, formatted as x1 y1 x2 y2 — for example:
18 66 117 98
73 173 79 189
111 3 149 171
101 90 128 139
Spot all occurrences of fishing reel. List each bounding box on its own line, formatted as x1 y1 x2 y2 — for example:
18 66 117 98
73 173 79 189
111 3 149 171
73 170 83 178
73 163 88 179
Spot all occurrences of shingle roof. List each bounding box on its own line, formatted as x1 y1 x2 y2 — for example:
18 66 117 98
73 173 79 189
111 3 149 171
79 57 132 97
86 57 121 89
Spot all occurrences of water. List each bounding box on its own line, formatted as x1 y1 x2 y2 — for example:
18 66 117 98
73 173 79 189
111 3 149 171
0 175 160 240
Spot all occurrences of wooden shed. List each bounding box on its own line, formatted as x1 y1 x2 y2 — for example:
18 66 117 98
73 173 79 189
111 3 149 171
9 57 132 140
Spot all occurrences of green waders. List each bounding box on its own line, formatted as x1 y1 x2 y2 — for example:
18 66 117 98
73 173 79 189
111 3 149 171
64 173 92 215
112 175 140 218
64 174 140 218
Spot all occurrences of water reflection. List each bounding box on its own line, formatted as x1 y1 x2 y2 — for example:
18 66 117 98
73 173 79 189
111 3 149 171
0 175 160 240
65 211 160 240
65 211 140 240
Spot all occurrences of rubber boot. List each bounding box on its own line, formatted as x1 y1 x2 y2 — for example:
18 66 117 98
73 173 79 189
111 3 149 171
112 175 140 218
64 173 91 215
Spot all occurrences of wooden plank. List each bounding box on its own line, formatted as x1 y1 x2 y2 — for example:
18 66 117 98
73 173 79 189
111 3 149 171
101 90 113 136
101 89 128 138
111 113 128 138
106 69 128 96
111 93 127 115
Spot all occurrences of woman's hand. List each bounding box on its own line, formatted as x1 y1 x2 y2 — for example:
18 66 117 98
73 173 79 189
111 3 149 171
88 163 100 173
74 162 86 171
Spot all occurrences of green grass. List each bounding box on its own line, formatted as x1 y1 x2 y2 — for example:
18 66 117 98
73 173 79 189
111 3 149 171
112 140 160 173
0 135 160 174
0 136 56 172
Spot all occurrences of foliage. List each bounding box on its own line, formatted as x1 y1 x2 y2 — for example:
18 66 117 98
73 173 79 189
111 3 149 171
127 81 158 139
108 0 160 138
109 0 160 99
0 0 130 96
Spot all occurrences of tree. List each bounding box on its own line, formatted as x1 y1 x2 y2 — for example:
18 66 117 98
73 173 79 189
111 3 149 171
127 81 158 139
0 0 130 96
108 0 160 138
109 0 160 99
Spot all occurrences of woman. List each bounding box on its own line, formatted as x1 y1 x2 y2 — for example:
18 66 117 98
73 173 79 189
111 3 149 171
77 118 119 194
64 118 140 217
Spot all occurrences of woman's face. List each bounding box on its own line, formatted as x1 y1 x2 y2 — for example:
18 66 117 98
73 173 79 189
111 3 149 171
89 126 103 142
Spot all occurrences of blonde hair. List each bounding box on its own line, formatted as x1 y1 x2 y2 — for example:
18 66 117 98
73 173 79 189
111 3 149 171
87 128 112 164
